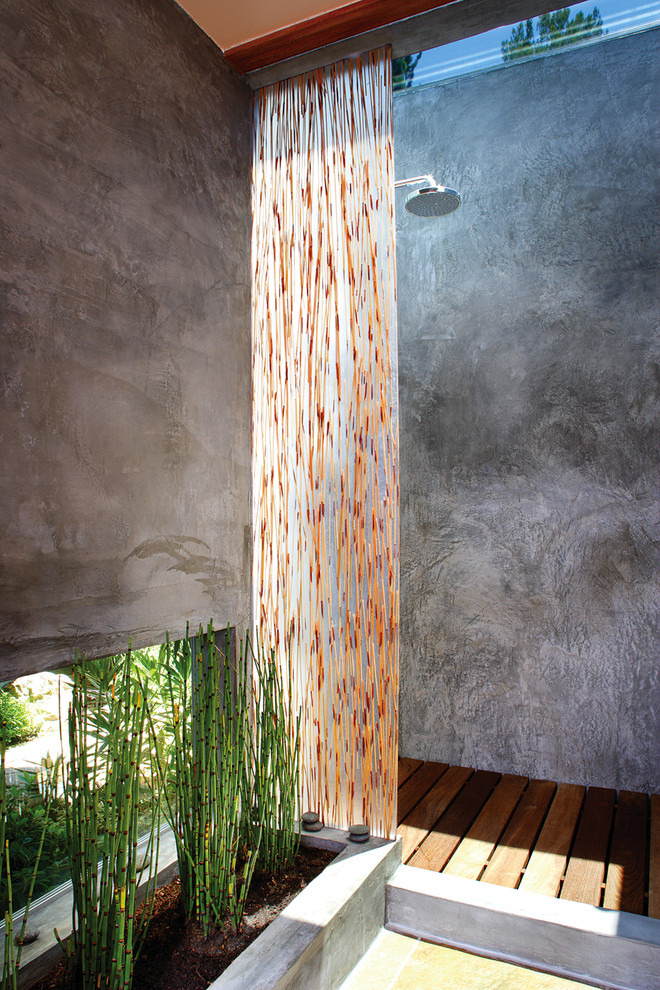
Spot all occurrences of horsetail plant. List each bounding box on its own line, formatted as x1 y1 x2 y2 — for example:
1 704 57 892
59 650 161 990
247 632 301 874
152 622 300 936
153 624 260 935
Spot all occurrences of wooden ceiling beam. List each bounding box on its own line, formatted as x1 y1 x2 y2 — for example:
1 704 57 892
242 0 564 89
223 0 454 74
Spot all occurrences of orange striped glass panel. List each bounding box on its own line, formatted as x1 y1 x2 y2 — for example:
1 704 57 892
252 48 398 838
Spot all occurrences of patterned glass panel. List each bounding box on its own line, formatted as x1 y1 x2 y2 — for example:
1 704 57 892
252 48 398 837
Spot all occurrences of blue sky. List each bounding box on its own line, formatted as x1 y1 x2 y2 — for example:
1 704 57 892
410 2 660 87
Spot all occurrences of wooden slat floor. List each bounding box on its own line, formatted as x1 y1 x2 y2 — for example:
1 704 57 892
397 758 659 918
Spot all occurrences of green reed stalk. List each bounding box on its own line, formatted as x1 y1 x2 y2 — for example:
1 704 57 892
1 730 16 990
60 650 160 990
154 624 261 935
245 633 300 873
13 765 55 975
2 846 14 990
154 623 301 935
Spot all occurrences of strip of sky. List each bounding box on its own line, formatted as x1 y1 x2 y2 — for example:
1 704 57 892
409 2 660 88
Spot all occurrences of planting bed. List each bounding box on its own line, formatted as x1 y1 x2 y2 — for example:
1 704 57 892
32 845 335 990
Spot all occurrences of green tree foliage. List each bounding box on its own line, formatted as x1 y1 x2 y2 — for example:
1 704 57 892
0 767 68 914
501 7 604 61
1 742 58 989
393 53 422 90
0 693 41 746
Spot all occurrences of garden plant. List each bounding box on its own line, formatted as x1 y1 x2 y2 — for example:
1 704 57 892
0 692 41 747
57 650 161 990
0 622 301 990
154 624 300 936
1 760 68 912
1 730 56 989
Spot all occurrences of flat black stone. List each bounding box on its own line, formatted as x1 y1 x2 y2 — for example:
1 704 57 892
348 824 370 842
302 819 323 832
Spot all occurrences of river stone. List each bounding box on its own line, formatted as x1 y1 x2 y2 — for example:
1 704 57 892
301 811 323 831
15 928 39 945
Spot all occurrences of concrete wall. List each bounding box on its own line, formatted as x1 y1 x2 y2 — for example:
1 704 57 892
0 0 252 679
394 30 659 791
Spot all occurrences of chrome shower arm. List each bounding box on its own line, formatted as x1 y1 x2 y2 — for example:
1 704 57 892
394 175 436 188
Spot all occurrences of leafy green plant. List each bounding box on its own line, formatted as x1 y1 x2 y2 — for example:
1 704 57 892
130 646 183 785
59 650 161 990
1 731 56 989
0 694 41 747
392 53 421 91
0 765 68 913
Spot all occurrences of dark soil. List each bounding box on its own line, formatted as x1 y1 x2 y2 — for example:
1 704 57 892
34 845 335 990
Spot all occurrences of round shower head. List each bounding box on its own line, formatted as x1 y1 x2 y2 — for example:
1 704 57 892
405 185 461 217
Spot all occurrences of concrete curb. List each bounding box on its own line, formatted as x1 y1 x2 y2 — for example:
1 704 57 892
211 832 402 990
3 823 400 990
386 864 660 990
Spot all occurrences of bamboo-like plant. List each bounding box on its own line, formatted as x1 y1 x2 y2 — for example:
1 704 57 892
154 623 300 935
247 633 300 873
156 624 260 934
59 650 160 990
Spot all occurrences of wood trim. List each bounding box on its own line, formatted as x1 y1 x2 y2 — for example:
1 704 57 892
244 0 563 89
224 0 454 74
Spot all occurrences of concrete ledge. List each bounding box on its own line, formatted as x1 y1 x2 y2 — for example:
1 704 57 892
211 833 402 990
4 825 400 990
386 865 660 990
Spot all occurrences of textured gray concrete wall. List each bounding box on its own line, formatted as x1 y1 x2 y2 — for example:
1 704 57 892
394 30 659 791
1 0 252 679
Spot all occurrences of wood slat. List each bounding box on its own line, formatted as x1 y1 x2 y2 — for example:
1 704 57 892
603 790 648 914
649 794 660 919
397 758 424 789
398 765 473 863
399 763 651 918
481 779 556 888
519 783 585 898
561 786 616 906
409 770 500 872
397 761 448 823
443 773 528 881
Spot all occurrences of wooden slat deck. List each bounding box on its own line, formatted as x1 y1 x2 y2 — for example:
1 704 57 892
397 759 657 917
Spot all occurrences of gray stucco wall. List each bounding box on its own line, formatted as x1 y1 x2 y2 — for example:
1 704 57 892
1 0 252 679
394 30 659 791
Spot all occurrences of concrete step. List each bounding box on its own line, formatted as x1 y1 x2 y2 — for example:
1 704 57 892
339 927 595 990
385 864 660 990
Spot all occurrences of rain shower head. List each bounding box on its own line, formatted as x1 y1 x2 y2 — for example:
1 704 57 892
394 174 461 217
405 185 461 217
